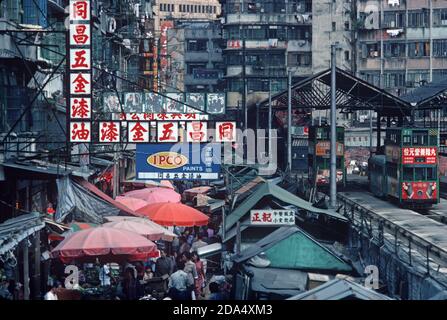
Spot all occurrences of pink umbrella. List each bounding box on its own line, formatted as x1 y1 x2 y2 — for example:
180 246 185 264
115 196 148 211
103 220 164 241
105 216 177 241
123 187 181 204
51 227 156 263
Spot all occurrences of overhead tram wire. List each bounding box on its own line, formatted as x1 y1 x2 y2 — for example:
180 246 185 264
8 30 212 115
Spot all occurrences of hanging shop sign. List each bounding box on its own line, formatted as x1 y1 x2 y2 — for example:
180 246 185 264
250 210 296 225
68 0 92 143
136 143 221 180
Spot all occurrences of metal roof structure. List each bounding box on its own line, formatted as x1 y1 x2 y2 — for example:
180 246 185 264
287 278 392 300
259 68 412 117
400 77 447 109
232 225 352 272
225 181 347 233
0 212 45 256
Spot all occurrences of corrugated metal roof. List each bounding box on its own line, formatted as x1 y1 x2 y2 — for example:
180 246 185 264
232 226 352 273
225 182 347 232
287 278 393 300
0 213 45 255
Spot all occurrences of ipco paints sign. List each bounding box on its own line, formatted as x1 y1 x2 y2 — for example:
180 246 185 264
136 143 221 180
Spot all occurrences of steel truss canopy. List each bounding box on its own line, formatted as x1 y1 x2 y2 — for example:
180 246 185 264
259 68 413 117
400 77 447 110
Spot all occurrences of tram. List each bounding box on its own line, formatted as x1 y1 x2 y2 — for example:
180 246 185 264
308 126 346 187
369 128 439 208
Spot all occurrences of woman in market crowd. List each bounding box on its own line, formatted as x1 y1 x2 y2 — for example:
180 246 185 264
191 252 206 299
181 251 198 300
178 236 191 255
167 261 189 300
122 267 137 300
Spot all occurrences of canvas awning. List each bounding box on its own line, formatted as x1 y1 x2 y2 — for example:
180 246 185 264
225 182 347 233
55 177 137 224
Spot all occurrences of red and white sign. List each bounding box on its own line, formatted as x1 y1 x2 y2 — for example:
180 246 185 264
216 122 236 142
68 0 91 143
402 147 437 165
99 122 121 143
70 97 91 119
70 73 91 95
69 0 91 21
69 48 91 70
186 122 207 142
157 122 179 143
70 122 91 142
250 210 295 225
117 113 209 121
128 121 150 143
227 40 241 49
69 23 91 46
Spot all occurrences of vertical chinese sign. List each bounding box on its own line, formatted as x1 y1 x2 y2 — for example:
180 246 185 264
68 0 92 145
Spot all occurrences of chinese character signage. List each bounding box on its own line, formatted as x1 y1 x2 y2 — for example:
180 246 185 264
136 143 221 180
206 93 225 114
402 147 437 165
250 210 296 225
68 0 92 142
216 122 236 142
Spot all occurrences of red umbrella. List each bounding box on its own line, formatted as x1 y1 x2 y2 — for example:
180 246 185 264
51 227 156 262
103 220 164 241
123 187 180 204
136 202 209 227
115 196 148 211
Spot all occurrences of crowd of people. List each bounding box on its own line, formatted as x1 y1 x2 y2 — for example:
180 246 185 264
42 224 230 301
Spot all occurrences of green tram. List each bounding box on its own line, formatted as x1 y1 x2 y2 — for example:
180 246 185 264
369 128 439 208
308 126 346 187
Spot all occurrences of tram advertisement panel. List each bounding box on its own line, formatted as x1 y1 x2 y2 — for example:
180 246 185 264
402 147 437 165
315 141 344 157
402 182 437 200
385 145 400 163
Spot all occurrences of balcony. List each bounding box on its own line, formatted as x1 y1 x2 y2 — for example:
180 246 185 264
184 51 223 63
225 13 311 25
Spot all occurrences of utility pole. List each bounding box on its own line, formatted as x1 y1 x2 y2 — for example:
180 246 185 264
268 78 272 157
287 70 292 172
242 38 247 132
369 109 373 156
330 44 337 209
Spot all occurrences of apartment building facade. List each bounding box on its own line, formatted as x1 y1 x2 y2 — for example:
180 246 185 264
167 20 225 93
356 0 447 96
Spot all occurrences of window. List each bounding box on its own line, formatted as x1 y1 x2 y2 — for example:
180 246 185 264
403 135 411 146
427 167 437 180
187 39 208 52
433 9 447 26
344 21 350 31
415 168 425 181
383 11 405 28
408 42 430 58
332 22 336 31
384 42 406 58
403 167 413 181
408 10 429 27
433 39 447 57
213 6 217 14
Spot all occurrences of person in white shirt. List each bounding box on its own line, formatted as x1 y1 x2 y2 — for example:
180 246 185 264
44 285 58 300
99 264 111 286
